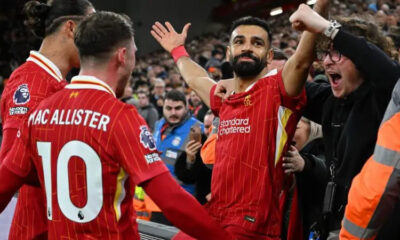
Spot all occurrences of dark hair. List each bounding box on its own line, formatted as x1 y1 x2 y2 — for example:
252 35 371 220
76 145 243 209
230 16 272 45
165 90 187 106
134 80 149 91
23 0 93 38
211 49 223 57
318 14 395 58
74 11 134 62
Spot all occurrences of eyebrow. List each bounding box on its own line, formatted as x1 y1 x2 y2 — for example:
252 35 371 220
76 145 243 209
252 36 265 44
232 35 245 41
166 106 183 109
232 35 265 44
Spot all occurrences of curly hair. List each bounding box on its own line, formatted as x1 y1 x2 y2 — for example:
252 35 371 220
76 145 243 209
317 14 396 58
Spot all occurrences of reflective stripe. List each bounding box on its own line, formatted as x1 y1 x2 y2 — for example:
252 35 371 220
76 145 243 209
113 168 128 221
342 217 378 239
373 144 400 169
275 106 292 166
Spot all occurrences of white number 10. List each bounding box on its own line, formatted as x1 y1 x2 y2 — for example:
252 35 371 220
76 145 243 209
37 140 103 223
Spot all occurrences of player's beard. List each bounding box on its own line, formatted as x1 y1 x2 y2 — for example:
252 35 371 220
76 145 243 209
230 52 266 78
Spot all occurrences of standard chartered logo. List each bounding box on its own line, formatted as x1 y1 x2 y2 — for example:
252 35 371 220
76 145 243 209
219 118 251 136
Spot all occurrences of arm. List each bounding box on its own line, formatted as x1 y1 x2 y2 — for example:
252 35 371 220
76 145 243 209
282 145 328 184
301 153 328 182
304 81 331 124
0 127 18 164
0 164 25 212
151 22 215 107
141 172 231 240
175 139 203 184
174 150 196 184
283 1 329 96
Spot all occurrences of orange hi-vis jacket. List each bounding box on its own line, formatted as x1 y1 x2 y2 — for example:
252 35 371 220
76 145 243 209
340 81 400 239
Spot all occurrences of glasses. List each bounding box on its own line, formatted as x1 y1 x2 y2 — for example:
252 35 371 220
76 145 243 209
317 49 342 63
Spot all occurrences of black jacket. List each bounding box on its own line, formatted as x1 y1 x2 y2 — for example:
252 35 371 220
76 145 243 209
296 139 327 238
305 29 400 231
174 134 212 205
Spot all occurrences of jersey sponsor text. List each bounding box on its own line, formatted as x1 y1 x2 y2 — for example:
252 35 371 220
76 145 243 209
219 118 251 136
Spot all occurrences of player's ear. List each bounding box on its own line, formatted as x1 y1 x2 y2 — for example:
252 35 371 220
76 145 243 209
64 20 77 39
116 47 127 65
266 48 274 65
225 46 231 62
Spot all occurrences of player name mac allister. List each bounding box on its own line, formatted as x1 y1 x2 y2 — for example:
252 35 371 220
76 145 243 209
28 109 110 132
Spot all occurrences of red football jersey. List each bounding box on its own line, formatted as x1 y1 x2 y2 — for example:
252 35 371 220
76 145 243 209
4 76 169 239
0 51 67 240
207 70 306 238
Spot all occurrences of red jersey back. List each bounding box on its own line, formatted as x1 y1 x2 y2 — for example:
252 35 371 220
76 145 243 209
4 76 168 239
0 51 66 240
208 70 306 237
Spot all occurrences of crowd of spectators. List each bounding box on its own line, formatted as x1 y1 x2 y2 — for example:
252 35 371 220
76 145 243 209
0 0 400 239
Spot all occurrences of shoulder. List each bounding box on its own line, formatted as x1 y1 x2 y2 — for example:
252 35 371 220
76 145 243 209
6 62 54 95
255 69 282 89
9 61 48 80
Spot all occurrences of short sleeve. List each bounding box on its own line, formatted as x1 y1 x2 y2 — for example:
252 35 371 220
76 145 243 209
112 106 168 185
277 70 307 112
3 121 33 177
209 84 223 117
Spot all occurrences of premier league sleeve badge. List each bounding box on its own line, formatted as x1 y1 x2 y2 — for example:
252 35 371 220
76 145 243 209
13 84 31 105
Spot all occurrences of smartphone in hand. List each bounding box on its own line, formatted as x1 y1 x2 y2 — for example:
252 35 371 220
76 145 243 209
189 125 201 143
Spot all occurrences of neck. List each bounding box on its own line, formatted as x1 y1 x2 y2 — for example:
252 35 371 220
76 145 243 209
78 63 118 94
39 36 73 79
234 67 269 93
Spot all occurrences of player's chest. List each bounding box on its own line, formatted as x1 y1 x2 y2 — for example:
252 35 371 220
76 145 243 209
219 91 280 123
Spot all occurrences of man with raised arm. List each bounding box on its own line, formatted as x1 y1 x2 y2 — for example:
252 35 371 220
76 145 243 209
151 1 328 239
0 11 232 240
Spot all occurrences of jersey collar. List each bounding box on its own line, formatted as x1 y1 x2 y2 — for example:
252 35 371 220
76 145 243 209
26 51 63 82
231 68 279 95
244 68 278 92
66 75 116 97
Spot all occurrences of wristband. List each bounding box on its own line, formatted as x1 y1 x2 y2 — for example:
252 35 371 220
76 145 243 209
171 45 189 63
323 20 341 40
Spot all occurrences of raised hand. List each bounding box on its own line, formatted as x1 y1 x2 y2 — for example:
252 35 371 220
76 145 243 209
151 21 191 53
185 140 202 163
289 3 330 33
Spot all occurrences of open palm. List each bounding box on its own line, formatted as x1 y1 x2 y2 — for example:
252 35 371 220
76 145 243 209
151 21 191 53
